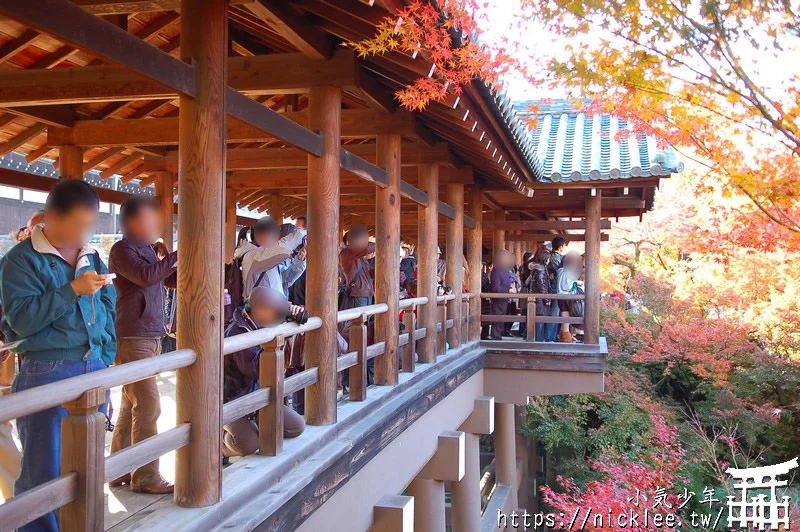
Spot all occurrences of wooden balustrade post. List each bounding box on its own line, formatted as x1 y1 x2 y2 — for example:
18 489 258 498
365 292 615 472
375 133 401 385
58 145 83 180
175 0 226 507
460 300 469 345
59 387 105 532
259 337 284 456
402 307 415 373
526 298 536 341
445 183 464 349
155 172 175 252
417 164 439 363
305 85 341 425
348 315 368 401
467 188 483 342
584 190 602 345
437 300 447 356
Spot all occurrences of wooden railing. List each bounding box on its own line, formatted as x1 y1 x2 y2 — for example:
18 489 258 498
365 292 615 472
480 292 586 341
0 294 481 530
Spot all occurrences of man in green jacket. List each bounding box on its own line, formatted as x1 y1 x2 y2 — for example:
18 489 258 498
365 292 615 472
0 179 116 531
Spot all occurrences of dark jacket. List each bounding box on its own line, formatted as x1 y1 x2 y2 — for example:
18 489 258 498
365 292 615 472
109 237 176 338
339 242 376 298
527 263 552 314
0 228 116 365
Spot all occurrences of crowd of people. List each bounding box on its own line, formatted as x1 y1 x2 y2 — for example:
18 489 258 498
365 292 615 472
481 236 586 343
0 179 584 531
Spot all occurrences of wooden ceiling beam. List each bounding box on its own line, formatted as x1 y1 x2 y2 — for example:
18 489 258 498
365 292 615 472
505 233 610 242
72 0 253 15
484 220 612 231
245 0 332 60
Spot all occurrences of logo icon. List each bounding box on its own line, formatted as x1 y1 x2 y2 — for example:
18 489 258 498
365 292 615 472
726 457 798 530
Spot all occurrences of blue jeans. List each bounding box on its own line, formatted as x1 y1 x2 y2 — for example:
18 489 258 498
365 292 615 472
13 358 108 532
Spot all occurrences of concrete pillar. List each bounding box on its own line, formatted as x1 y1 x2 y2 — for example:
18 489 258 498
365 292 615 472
495 403 518 510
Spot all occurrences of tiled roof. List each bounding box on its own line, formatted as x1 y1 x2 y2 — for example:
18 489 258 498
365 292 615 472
513 99 684 183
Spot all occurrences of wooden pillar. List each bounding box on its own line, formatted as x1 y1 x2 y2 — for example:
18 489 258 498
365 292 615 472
304 85 341 425
224 185 237 263
584 190 602 344
374 133 401 385
445 183 464 348
59 387 105 532
467 188 483 342
270 193 284 222
58 146 83 180
175 0 226 508
451 432 481 532
495 403 518 510
155 172 174 252
407 478 445 532
492 209 506 253
513 240 523 267
417 164 439 363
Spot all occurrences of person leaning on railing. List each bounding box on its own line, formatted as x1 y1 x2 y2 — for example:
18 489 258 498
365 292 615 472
489 249 516 340
555 250 584 343
524 246 554 342
0 180 116 532
107 196 177 495
222 286 306 457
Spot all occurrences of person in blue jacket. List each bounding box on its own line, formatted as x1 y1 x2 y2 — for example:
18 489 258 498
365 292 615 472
0 179 116 532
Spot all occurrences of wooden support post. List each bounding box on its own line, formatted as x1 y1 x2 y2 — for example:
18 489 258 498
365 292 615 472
373 495 414 532
584 191 602 344
270 193 284 222
348 315 367 401
417 164 439 363
411 431 465 532
445 183 464 349
224 185 237 263
58 145 83 180
59 387 105 532
175 0 226 508
492 209 506 253
259 338 284 456
407 478 445 532
436 300 447 356
450 432 481 531
305 85 341 425
467 188 483 342
495 403 518 510
526 298 536 342
155 172 174 252
401 308 415 373
461 300 469 342
374 133 401 385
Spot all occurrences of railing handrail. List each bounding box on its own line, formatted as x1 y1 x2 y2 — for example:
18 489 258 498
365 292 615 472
481 292 585 300
336 302 389 324
222 317 323 355
437 294 456 302
0 348 196 424
399 296 428 309
461 292 475 300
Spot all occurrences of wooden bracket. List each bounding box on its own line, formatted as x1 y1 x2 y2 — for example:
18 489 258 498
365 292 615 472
260 336 284 456
373 494 414 532
418 431 465 482
459 396 495 435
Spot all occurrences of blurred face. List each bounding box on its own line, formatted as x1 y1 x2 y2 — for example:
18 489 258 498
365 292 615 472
43 206 98 249
255 229 279 247
350 233 369 251
249 304 282 327
126 205 162 244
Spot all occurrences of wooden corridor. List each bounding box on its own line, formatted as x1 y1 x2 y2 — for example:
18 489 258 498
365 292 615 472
0 1 677 530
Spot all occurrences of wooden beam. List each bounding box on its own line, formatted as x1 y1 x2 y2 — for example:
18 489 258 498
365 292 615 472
0 51 358 106
73 0 251 14
174 0 225 508
0 29 39 63
4 105 76 128
505 233 609 242
246 0 332 60
0 124 47 157
417 164 439 363
304 85 341 426
484 219 612 231
0 0 196 97
58 145 84 180
374 133 401 385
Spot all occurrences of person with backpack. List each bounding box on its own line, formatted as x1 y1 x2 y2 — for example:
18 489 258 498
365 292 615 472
0 180 116 531
556 250 583 342
241 217 306 300
339 225 375 310
107 196 177 495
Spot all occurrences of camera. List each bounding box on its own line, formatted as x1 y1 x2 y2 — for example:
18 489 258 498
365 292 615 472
286 307 309 325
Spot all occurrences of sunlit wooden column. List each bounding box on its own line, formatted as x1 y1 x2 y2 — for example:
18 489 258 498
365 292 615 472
155 172 174 252
467 188 483 342
492 209 506 253
495 403 518 510
375 133 401 385
584 190 602 344
270 193 284 222
224 185 237 263
58 146 83 180
445 183 464 348
175 0 226 507
452 397 494 532
417 164 439 363
305 85 341 425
